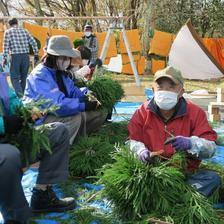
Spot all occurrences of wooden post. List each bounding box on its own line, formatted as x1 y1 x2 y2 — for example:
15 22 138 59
121 26 141 86
99 26 112 62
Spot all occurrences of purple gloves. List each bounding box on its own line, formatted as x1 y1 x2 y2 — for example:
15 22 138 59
165 136 192 151
139 150 151 163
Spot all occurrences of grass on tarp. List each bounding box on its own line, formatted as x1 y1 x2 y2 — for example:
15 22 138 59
92 121 128 144
98 145 221 223
87 75 124 112
69 136 115 177
69 121 129 178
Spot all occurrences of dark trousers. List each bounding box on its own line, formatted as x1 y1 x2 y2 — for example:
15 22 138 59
10 53 30 97
0 122 70 222
187 170 221 197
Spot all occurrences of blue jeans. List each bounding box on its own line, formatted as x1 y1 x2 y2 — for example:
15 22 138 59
187 170 221 197
10 53 30 97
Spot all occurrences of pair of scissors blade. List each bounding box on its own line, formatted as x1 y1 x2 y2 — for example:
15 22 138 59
164 128 175 138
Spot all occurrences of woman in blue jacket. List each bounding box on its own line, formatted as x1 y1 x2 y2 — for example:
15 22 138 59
0 73 75 223
24 35 107 143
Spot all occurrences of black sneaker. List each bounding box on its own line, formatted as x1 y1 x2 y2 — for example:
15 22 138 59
30 186 75 213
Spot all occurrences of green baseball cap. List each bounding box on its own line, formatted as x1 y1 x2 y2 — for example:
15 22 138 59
154 66 184 85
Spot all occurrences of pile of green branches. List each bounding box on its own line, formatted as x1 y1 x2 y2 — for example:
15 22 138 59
87 76 124 111
98 146 221 223
5 100 57 166
69 136 115 177
70 207 115 224
92 121 128 144
73 38 85 48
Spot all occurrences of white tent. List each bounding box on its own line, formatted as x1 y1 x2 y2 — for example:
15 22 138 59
169 21 224 80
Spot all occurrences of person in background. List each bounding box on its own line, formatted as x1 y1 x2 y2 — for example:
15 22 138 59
2 18 39 97
69 45 102 81
82 24 98 63
23 35 107 144
0 73 75 224
127 66 221 197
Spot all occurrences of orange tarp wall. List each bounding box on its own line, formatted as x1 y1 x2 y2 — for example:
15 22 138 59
24 22 50 56
149 29 224 73
119 29 144 75
203 38 224 69
95 32 117 64
149 30 175 57
24 22 118 60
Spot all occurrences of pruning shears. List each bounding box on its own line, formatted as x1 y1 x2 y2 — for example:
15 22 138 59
164 128 176 145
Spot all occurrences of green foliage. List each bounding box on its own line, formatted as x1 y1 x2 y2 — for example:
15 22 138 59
87 76 124 111
98 146 221 223
153 0 224 37
69 136 115 177
73 38 86 48
71 207 115 224
171 189 221 224
93 121 128 144
5 100 58 166
29 37 41 55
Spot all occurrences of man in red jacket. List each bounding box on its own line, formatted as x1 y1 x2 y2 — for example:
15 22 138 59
128 66 221 197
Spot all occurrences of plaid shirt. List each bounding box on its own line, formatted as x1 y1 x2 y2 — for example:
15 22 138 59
3 27 38 58
82 35 98 61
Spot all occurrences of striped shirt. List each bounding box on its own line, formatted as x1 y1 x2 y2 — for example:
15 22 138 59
3 27 38 57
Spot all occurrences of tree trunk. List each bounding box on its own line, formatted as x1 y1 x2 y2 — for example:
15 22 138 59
90 0 101 32
34 0 44 25
0 0 9 16
142 0 154 75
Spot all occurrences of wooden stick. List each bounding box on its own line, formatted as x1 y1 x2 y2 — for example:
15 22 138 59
86 192 100 203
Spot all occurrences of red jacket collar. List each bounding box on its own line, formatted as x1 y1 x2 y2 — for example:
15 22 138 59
147 97 187 121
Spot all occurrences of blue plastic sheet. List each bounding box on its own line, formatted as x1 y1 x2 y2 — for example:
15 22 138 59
112 102 142 122
1 102 224 223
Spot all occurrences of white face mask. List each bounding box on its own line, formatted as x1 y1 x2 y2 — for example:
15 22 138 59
82 59 89 66
154 90 178 110
84 31 91 37
56 58 70 71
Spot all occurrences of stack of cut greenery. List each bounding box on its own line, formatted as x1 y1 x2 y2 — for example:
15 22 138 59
69 136 115 177
5 100 57 166
69 121 128 178
73 38 85 48
87 76 124 112
98 146 221 223
75 74 124 112
92 121 128 144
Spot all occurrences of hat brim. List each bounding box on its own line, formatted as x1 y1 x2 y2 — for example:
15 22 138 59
47 48 80 58
154 74 179 84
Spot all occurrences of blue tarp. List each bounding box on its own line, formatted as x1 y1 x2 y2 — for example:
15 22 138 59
1 101 224 223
